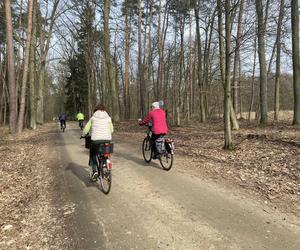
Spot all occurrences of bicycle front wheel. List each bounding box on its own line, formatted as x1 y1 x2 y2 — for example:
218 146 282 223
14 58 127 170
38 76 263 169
99 160 112 194
142 137 152 163
159 153 173 171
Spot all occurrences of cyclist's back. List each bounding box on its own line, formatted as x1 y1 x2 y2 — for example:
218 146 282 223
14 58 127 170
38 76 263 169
139 102 168 135
76 112 84 121
82 104 113 180
59 114 67 129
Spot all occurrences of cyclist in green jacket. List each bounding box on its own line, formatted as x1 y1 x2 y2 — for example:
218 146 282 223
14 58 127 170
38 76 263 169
76 112 85 130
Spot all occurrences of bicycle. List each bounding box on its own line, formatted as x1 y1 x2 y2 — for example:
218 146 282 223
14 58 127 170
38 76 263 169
142 123 174 171
61 122 66 132
82 137 113 194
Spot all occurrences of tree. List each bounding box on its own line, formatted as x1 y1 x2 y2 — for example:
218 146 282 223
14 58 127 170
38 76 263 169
255 0 268 124
122 0 135 119
4 0 17 133
103 0 120 121
29 0 37 129
17 0 34 133
232 0 245 115
137 0 145 117
224 0 233 149
274 0 285 121
194 0 206 122
291 0 300 124
36 0 61 124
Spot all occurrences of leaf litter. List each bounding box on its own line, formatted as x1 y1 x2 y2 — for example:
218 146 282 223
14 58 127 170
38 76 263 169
0 125 73 250
116 120 300 216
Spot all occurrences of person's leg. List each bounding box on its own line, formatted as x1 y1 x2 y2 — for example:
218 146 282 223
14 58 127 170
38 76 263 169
151 134 160 157
90 142 99 178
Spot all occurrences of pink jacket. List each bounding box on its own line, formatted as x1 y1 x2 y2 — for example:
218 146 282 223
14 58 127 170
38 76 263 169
140 109 168 135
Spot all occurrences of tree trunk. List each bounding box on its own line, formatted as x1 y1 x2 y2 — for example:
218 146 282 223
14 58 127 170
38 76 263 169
17 0 34 133
194 1 206 122
138 0 145 117
255 0 268 124
249 37 257 120
291 0 300 124
4 0 17 133
187 13 193 122
36 0 60 124
218 0 238 131
232 0 245 114
104 0 120 121
274 0 285 121
177 19 185 126
146 0 154 110
29 0 37 129
0 52 3 123
124 2 132 119
224 0 233 149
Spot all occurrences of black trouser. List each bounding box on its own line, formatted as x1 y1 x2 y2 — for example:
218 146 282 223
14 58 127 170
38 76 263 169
60 120 66 128
151 133 165 155
78 120 84 127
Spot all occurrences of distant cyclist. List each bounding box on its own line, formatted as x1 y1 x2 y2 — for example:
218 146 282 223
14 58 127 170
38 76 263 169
59 114 67 130
139 101 168 158
76 111 85 130
82 104 114 180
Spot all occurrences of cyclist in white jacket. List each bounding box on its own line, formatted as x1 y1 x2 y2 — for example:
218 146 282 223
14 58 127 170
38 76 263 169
82 104 114 180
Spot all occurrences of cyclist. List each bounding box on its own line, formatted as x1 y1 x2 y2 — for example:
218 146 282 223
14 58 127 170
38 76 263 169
139 101 168 158
82 104 114 180
58 114 67 130
76 111 85 129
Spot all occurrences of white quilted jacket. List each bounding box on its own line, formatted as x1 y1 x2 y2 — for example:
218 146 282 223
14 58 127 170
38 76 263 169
84 111 113 141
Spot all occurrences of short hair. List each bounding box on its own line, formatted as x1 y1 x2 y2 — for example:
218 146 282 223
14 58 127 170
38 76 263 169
94 104 106 113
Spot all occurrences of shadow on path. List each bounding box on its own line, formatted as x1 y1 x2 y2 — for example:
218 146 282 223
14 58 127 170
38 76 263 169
65 162 100 189
115 152 164 171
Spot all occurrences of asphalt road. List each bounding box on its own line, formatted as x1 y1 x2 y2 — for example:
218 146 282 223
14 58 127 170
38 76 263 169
54 123 300 250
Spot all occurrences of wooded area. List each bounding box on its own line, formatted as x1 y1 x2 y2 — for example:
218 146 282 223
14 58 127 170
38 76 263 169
0 0 299 149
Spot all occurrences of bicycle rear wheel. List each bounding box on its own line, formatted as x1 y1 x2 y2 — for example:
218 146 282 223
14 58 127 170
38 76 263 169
159 153 173 171
142 137 152 163
99 160 112 194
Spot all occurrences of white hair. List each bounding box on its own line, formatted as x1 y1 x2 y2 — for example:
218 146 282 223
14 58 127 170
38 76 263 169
151 102 160 109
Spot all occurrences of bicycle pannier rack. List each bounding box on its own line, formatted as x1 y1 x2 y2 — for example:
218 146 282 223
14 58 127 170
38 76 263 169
165 138 174 154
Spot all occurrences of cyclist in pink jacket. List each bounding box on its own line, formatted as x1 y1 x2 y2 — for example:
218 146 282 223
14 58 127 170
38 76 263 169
139 102 168 158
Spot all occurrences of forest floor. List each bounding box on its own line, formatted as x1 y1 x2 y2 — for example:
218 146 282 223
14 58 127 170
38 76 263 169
0 117 299 249
0 124 72 249
116 117 300 216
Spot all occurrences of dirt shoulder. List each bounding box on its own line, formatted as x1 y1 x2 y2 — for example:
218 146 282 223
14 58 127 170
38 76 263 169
115 119 300 217
0 124 72 249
